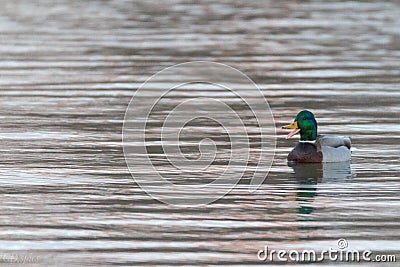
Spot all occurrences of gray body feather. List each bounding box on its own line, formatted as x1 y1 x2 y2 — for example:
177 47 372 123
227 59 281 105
317 135 351 162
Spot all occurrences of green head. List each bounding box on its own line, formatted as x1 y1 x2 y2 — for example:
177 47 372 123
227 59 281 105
283 110 318 141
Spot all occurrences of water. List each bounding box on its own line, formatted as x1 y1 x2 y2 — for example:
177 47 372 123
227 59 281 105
0 0 399 266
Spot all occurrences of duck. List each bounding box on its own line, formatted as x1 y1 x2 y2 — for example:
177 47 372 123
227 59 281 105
282 110 351 163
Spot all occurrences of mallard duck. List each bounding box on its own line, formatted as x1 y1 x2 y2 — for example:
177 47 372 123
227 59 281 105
282 110 351 163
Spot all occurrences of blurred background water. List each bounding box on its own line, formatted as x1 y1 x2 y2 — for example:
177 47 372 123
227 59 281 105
0 0 399 266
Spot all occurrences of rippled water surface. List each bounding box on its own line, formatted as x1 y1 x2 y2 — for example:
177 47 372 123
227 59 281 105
0 1 399 266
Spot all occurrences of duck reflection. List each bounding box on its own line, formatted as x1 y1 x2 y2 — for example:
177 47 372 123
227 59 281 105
289 161 355 216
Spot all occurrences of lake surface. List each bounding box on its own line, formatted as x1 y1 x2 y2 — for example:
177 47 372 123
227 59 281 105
0 0 399 266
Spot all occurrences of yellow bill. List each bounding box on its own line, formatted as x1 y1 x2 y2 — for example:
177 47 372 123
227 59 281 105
282 121 300 139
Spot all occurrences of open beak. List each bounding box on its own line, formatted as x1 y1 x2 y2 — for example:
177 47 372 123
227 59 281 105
282 121 300 139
